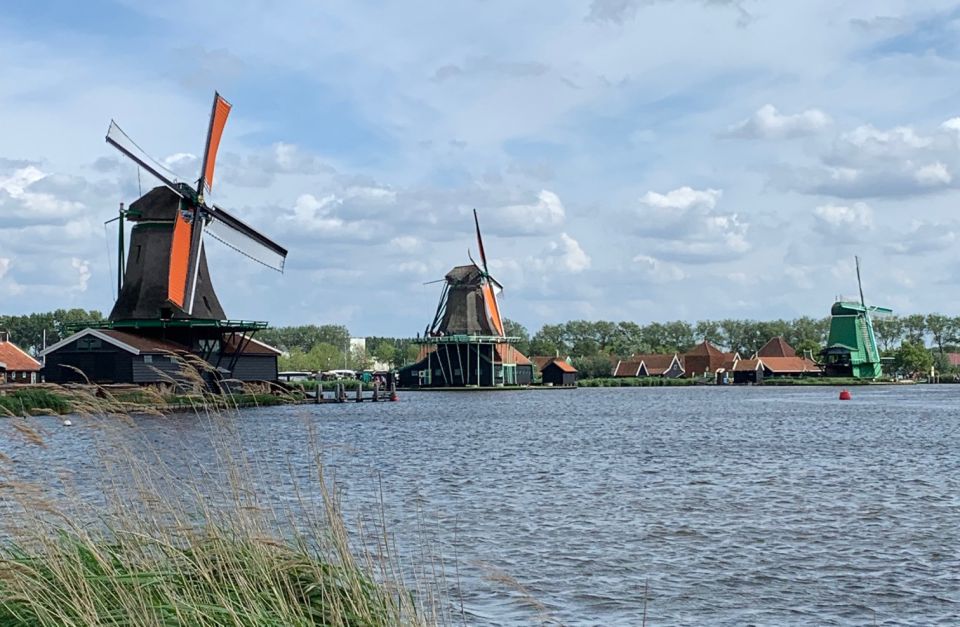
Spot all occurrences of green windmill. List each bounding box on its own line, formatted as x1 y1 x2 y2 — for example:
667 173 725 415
821 257 892 379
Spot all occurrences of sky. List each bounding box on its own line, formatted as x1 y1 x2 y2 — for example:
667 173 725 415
3 0 960 336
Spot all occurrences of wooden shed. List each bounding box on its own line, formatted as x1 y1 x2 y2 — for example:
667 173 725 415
540 358 578 386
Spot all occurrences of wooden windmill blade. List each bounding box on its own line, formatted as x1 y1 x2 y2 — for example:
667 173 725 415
206 205 288 271
199 92 232 195
106 121 187 197
473 209 506 337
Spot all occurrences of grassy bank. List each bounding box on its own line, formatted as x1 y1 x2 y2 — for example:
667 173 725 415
0 385 304 417
0 393 438 625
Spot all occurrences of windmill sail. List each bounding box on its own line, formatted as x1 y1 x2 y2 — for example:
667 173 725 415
106 121 186 196
473 209 505 336
167 204 194 308
207 205 287 271
200 93 232 194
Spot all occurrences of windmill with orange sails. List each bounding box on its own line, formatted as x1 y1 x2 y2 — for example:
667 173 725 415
400 210 532 388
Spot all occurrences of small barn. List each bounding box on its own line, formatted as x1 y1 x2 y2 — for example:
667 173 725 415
41 328 191 385
41 328 281 386
0 332 42 383
540 358 578 386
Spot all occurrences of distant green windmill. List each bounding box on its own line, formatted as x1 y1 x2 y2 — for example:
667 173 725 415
821 257 892 379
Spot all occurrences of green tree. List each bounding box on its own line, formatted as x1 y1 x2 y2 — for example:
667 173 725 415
893 341 933 378
571 354 615 378
529 324 568 357
502 319 530 356
872 316 904 351
901 314 927 345
925 314 956 358
260 324 351 354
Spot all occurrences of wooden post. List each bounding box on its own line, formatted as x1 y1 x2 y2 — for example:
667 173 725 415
314 373 321 404
372 382 379 401
356 382 362 402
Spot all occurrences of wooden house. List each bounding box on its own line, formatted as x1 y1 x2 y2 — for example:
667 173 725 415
41 328 281 386
540 358 578 386
0 332 41 383
614 354 684 378
682 341 739 378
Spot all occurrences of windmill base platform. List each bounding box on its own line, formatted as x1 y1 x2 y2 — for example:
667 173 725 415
397 334 535 388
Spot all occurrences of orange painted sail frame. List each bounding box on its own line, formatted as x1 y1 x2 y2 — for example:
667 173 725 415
481 282 505 336
200 92 232 194
168 207 193 308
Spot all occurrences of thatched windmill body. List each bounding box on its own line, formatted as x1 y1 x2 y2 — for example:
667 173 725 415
399 211 531 388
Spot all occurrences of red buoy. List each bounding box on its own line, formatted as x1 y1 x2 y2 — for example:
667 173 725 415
839 389 852 401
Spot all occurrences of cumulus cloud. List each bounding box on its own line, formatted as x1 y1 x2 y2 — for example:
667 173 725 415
533 233 591 272
776 118 960 198
725 104 831 139
0 257 10 280
489 189 566 235
0 166 88 226
71 258 91 292
220 142 334 188
812 202 873 242
281 193 375 241
635 186 749 262
886 220 959 256
632 254 686 282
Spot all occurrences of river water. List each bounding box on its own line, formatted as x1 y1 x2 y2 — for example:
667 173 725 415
3 386 960 625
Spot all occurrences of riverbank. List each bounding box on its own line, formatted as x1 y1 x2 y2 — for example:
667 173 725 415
0 402 436 625
0 384 302 417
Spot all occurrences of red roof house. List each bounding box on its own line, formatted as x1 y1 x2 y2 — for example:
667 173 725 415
0 332 42 384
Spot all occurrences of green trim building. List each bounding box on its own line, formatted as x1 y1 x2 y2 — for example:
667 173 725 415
821 301 891 379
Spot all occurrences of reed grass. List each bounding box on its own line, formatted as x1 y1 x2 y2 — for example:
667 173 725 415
0 359 442 626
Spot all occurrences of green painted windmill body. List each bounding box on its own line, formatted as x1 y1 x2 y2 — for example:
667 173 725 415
821 258 892 379
822 301 891 379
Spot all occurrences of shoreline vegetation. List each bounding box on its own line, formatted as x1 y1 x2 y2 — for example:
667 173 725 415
0 382 443 626
0 376 942 418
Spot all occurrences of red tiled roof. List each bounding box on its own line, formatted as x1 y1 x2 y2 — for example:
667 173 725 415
0 339 41 372
732 358 762 372
543 358 577 373
640 354 679 375
760 356 822 374
756 336 796 358
531 355 569 370
614 358 642 377
495 344 532 366
686 341 725 357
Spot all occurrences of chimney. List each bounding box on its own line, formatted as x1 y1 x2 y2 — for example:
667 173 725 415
0 331 8 343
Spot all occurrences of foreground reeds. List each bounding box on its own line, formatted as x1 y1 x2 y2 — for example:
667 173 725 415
0 360 441 626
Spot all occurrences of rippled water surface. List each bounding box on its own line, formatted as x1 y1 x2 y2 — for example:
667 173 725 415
4 386 960 625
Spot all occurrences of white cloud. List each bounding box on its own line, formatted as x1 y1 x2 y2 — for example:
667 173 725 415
813 202 873 229
632 254 686 282
725 104 831 139
639 186 721 211
491 189 565 235
636 186 749 263
389 235 421 253
540 233 590 272
70 258 91 292
0 257 10 280
914 162 951 186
